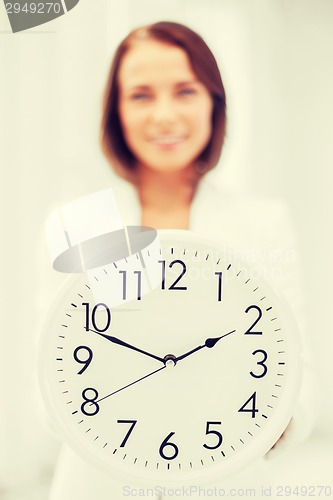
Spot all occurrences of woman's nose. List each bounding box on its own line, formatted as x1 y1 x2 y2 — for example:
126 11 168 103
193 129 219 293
150 96 176 124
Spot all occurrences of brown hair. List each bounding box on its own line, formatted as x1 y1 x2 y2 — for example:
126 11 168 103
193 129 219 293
101 21 227 180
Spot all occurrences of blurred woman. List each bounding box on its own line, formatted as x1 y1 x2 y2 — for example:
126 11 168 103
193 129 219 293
48 21 315 500
101 21 226 230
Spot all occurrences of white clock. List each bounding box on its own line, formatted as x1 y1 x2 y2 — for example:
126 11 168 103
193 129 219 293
39 230 302 485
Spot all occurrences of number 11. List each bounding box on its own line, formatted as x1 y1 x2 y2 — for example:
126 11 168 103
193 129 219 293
119 270 142 301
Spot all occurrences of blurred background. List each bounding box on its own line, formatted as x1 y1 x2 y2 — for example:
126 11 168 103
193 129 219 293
0 0 332 498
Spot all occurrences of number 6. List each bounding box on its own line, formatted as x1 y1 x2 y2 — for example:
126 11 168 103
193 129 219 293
159 432 179 460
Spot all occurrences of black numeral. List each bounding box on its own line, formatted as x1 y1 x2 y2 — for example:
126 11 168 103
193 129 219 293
215 272 223 301
203 421 223 449
117 420 137 447
250 349 268 378
244 305 262 335
81 388 100 416
159 260 166 289
159 432 179 460
238 392 259 418
82 302 111 332
119 270 142 300
159 260 187 290
73 345 93 374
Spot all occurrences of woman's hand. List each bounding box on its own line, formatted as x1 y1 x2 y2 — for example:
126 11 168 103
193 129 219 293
265 418 293 457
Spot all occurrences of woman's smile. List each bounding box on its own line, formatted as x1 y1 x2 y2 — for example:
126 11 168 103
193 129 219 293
148 134 187 148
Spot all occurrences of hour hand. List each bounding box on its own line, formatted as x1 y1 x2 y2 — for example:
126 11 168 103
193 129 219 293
204 330 236 348
175 330 236 362
89 329 165 364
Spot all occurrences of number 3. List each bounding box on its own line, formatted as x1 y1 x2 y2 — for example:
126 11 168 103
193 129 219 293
250 349 268 378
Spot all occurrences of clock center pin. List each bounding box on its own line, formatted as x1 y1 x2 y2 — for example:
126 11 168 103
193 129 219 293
164 354 176 368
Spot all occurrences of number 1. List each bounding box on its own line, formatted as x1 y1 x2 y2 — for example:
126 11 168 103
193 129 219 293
215 272 223 301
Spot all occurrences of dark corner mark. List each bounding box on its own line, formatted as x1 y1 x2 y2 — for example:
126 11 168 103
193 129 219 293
3 0 80 33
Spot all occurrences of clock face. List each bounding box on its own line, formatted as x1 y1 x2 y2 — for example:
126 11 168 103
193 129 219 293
39 230 301 483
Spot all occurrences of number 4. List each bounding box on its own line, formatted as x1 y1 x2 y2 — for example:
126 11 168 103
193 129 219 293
238 392 259 418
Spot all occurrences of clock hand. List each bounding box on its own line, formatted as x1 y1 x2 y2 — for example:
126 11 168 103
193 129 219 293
89 329 165 363
175 329 236 362
96 365 166 403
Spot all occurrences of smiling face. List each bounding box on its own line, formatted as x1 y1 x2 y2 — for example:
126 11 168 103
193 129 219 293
118 40 214 175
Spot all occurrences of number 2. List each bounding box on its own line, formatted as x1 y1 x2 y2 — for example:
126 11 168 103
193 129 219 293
244 305 262 335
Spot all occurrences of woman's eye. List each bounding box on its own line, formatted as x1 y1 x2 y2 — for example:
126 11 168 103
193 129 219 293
130 93 151 101
178 88 196 97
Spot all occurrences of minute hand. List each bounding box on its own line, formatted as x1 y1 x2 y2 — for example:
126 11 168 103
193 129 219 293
89 329 165 363
175 329 236 363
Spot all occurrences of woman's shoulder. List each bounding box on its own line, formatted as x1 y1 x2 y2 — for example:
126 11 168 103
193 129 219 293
197 178 289 214
191 178 294 250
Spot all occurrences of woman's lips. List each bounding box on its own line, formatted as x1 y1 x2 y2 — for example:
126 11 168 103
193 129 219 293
149 135 186 147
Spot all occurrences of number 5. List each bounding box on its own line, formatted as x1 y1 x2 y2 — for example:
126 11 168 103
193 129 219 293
203 421 223 449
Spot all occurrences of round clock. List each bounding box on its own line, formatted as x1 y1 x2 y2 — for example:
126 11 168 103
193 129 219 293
39 230 302 485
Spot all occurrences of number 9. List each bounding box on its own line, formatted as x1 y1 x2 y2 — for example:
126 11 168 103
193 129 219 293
73 345 93 374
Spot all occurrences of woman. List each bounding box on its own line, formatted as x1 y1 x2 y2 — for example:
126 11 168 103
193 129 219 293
48 21 315 500
100 21 226 231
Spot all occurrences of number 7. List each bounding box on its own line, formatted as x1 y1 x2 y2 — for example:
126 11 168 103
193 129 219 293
117 420 137 447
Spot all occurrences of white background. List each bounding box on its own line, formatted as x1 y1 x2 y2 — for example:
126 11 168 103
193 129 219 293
0 0 332 498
